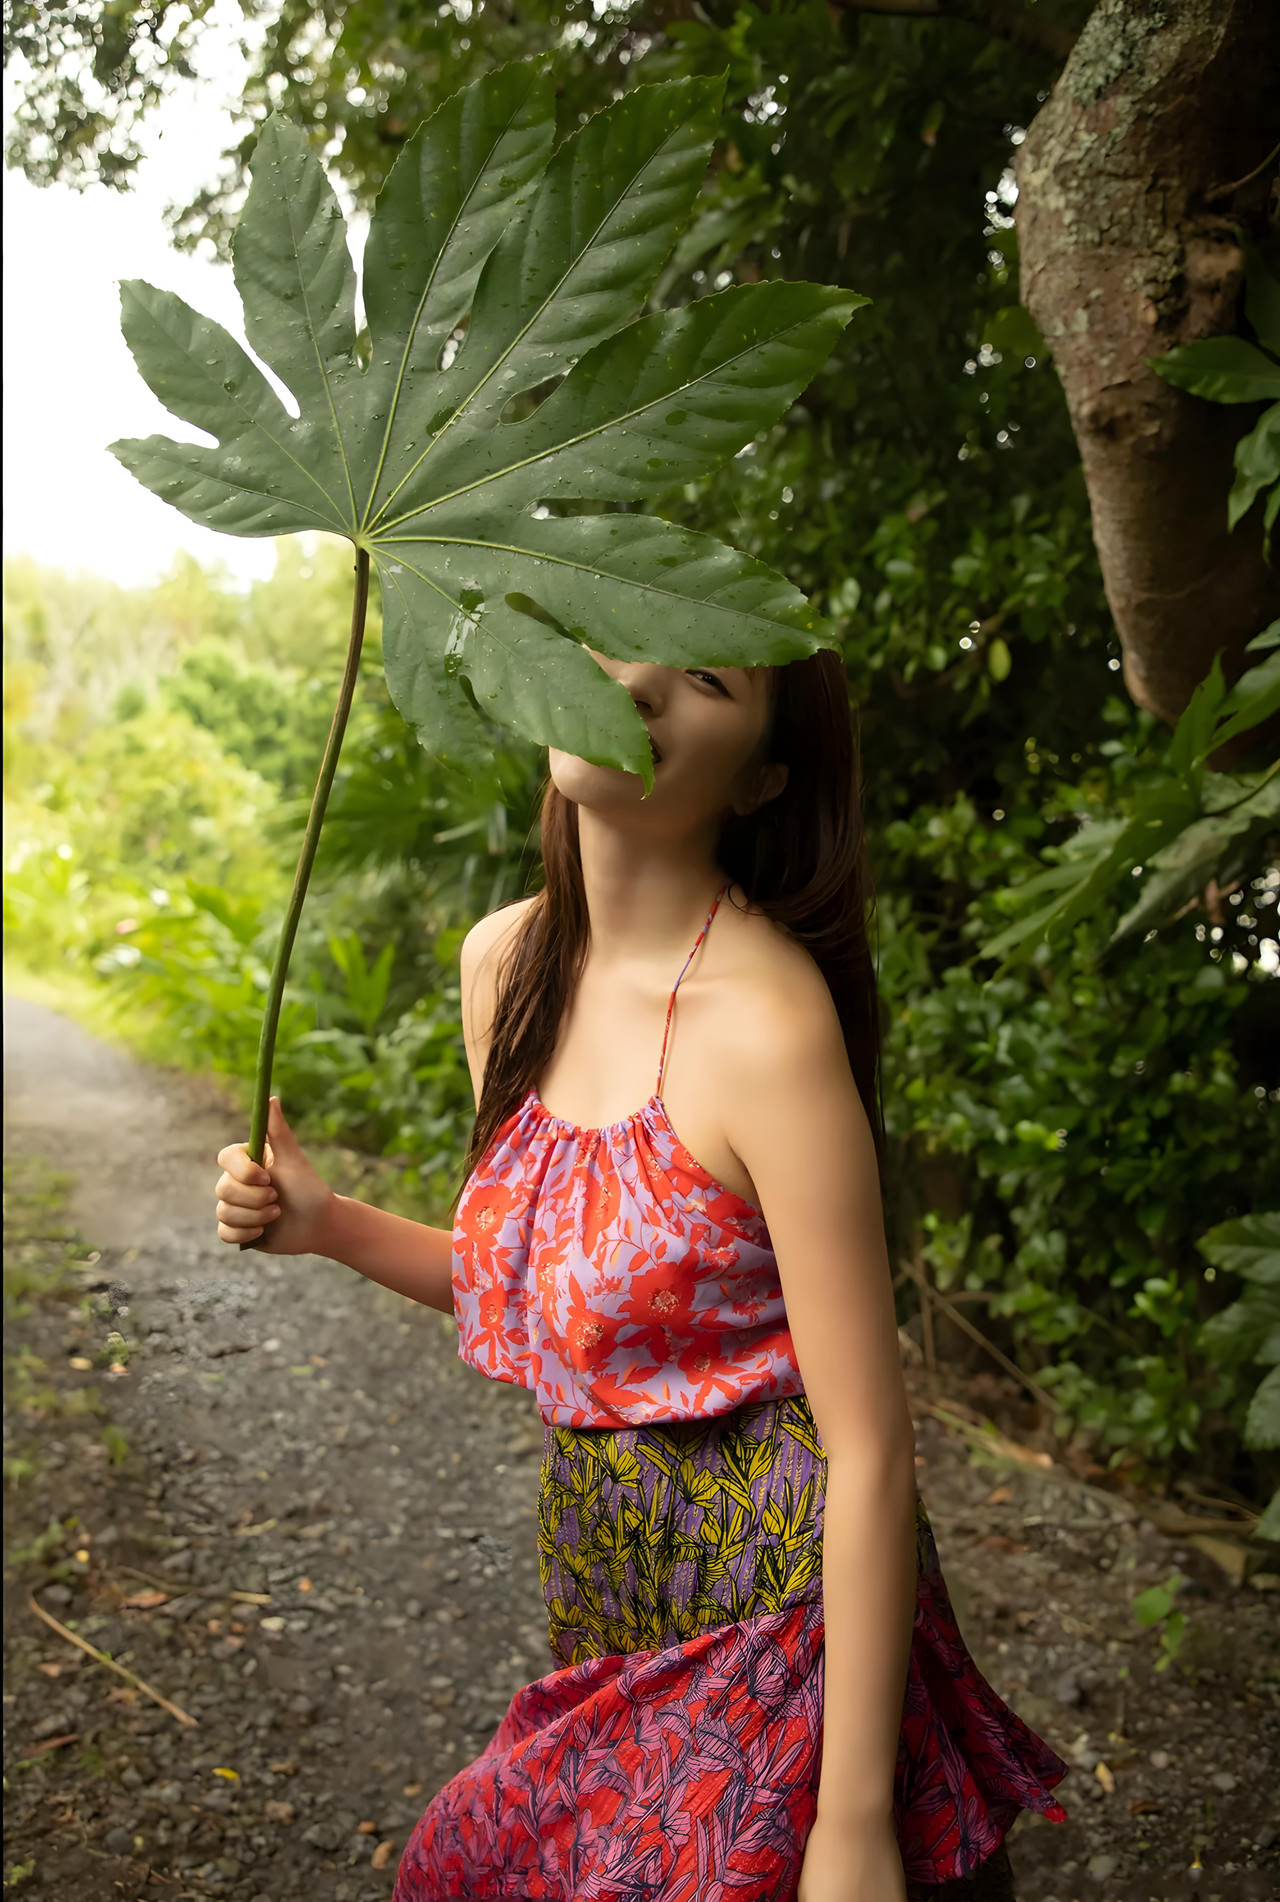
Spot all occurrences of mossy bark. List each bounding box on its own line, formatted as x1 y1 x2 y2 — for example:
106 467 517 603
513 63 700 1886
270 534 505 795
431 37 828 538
1017 0 1280 726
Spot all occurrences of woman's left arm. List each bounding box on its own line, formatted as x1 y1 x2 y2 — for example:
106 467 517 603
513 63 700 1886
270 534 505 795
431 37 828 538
726 976 916 1902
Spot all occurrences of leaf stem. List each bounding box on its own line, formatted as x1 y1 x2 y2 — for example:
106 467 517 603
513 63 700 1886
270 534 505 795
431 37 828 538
244 547 371 1179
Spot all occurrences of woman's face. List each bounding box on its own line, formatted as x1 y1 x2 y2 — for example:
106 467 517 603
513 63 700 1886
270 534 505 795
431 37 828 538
548 655 787 834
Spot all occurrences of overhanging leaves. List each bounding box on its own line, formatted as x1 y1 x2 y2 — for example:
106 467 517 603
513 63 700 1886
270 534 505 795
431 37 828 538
111 63 864 781
981 627 1280 963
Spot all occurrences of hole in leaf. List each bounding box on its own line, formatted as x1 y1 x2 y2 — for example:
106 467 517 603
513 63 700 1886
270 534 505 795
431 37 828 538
437 315 470 373
460 675 486 717
498 373 566 427
504 592 583 641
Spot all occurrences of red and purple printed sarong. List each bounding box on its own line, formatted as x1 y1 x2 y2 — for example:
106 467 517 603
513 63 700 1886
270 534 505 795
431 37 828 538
394 1396 1067 1899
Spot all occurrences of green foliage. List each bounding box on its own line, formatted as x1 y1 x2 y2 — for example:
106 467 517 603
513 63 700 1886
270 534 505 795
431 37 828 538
1131 1571 1188 1672
1199 1214 1280 1478
112 66 858 776
982 627 1280 962
1150 248 1280 556
882 795 1276 1466
161 643 334 798
107 882 480 1208
3 1157 83 1317
3 552 515 1213
5 3 1277 1501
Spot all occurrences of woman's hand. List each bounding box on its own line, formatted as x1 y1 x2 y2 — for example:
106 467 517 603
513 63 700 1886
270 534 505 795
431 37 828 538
215 1098 334 1255
797 1812 908 1902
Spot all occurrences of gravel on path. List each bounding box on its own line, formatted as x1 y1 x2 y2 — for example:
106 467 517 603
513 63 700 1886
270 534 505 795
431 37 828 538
3 995 1277 1902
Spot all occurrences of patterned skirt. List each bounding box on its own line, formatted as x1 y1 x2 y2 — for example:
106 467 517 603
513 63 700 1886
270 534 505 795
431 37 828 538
393 1396 1068 1900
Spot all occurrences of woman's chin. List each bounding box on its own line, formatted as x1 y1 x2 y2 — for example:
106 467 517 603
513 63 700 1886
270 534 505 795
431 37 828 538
548 748 650 810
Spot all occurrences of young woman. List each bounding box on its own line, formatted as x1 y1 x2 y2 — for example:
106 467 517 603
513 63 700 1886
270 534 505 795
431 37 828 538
215 650 1068 1902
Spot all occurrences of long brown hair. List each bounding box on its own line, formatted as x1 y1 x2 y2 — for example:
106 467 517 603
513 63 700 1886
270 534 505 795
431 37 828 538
464 649 881 1175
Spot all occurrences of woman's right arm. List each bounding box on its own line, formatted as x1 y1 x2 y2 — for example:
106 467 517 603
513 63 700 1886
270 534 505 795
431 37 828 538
215 1098 456 1312
213 896 536 1314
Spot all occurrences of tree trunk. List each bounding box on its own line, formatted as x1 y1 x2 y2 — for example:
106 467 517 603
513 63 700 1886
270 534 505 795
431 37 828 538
1016 0 1280 726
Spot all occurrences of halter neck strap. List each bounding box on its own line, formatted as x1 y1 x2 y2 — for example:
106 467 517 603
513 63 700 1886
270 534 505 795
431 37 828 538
655 884 729 1099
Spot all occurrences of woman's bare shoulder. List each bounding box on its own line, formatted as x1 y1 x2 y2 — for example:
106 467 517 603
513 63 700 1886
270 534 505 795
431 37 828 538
711 897 845 1071
460 894 539 978
459 895 539 1070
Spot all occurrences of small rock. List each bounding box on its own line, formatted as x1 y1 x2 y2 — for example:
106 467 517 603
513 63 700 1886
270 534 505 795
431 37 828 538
1054 1671 1084 1707
1085 1852 1115 1879
1256 1821 1277 1849
105 1826 133 1855
1149 1750 1171 1770
40 1584 72 1609
1210 1771 1237 1793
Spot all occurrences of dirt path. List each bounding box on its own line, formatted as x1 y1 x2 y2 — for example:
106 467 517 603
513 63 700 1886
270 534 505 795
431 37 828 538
3 996 1277 1902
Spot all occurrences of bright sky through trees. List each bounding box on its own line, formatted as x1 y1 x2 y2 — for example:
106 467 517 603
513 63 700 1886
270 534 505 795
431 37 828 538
2 5 294 588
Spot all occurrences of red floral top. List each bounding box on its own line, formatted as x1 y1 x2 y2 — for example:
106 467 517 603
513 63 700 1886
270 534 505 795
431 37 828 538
452 888 806 1426
452 1089 804 1426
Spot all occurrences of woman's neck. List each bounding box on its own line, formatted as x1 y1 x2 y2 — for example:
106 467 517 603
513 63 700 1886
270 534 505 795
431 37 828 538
576 807 723 963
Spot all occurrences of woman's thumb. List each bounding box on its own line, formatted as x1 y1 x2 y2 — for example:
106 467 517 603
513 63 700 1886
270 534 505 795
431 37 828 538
265 1096 297 1152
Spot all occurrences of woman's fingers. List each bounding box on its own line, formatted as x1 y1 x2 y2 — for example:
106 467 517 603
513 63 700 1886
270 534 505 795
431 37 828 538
219 1217 263 1244
215 1202 277 1247
216 1141 273 1188
215 1194 277 1224
215 1172 276 1210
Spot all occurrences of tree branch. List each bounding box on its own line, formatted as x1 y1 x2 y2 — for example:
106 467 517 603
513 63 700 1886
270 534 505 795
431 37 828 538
829 0 1078 63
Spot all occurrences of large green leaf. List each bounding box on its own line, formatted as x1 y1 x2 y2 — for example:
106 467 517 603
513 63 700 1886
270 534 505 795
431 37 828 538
1243 241 1280 357
1199 1212 1280 1288
1245 1366 1280 1450
1149 249 1280 558
1198 1215 1280 1468
1229 401 1280 542
1150 335 1280 405
111 66 864 778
